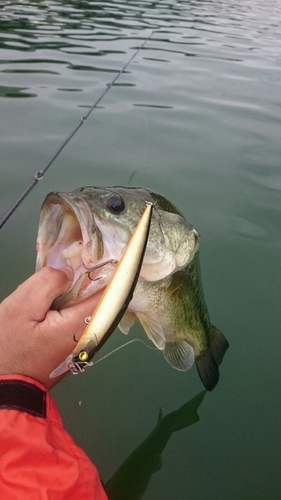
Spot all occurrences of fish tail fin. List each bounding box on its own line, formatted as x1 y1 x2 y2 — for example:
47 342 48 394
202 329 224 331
195 326 229 392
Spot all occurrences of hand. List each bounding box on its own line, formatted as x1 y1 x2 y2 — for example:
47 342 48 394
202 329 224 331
0 267 101 390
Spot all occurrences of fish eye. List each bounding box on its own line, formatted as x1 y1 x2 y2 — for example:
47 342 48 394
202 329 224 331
105 194 125 214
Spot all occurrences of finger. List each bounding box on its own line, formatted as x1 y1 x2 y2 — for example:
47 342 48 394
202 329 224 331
35 291 103 380
15 267 74 322
45 289 103 343
35 290 105 387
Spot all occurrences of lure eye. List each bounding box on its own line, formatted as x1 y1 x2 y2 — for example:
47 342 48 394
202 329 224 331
106 194 125 214
79 351 89 362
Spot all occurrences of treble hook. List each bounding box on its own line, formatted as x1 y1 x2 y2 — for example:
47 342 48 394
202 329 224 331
73 315 91 342
85 259 117 281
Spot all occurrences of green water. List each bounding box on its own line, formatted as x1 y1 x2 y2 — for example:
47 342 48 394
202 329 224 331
0 1 280 498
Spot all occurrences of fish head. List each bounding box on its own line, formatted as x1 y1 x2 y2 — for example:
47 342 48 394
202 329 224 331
36 186 199 309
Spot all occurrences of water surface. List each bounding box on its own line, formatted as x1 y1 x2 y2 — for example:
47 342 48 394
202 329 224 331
0 1 280 499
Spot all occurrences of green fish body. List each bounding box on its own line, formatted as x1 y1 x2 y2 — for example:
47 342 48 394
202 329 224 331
122 253 229 391
36 186 229 390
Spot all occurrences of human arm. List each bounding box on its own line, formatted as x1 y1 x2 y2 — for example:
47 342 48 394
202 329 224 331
0 268 108 499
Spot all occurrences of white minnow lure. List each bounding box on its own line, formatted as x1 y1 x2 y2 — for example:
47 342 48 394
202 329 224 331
50 201 153 378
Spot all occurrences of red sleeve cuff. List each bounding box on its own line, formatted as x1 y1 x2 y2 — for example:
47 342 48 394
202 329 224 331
0 373 47 391
0 375 47 417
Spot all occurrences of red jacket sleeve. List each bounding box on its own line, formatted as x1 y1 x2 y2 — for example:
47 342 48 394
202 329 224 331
0 374 108 500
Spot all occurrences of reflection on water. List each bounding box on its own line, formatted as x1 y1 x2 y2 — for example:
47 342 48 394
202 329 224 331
105 391 206 500
0 85 36 98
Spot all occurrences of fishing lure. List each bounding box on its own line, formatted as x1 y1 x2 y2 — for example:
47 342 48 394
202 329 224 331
50 201 153 378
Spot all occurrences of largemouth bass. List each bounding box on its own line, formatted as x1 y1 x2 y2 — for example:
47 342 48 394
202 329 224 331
36 186 229 391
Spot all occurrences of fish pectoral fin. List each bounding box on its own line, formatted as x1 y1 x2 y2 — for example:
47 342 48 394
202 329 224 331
163 340 195 371
118 312 136 334
136 312 166 350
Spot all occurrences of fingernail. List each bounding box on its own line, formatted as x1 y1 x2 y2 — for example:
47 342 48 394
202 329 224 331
61 266 74 281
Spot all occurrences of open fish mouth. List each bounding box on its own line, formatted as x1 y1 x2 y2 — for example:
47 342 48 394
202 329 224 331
36 192 114 309
36 186 200 310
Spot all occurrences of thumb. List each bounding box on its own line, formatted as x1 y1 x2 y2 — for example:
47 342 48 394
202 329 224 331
16 267 74 322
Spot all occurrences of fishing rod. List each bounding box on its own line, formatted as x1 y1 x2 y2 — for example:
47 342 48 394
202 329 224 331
0 32 154 230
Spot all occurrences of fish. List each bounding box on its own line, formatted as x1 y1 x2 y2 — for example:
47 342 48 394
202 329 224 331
36 186 229 391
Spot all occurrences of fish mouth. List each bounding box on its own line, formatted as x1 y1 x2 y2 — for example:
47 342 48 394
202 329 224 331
36 192 113 309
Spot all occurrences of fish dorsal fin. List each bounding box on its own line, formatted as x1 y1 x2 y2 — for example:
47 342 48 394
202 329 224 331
164 340 195 371
136 312 166 350
118 312 136 335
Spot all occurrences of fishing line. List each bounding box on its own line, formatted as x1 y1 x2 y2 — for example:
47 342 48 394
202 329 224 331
0 32 154 230
91 338 157 367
